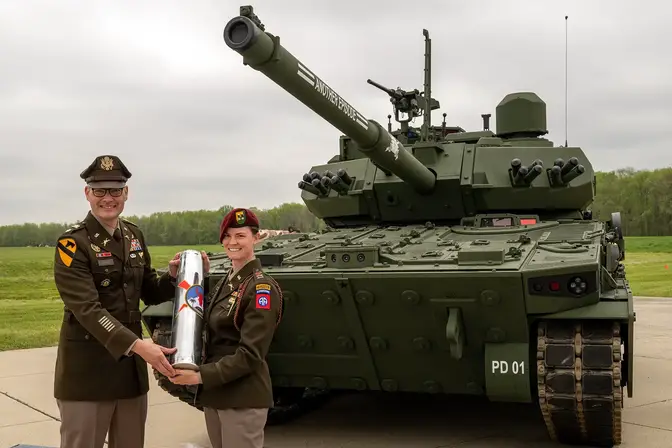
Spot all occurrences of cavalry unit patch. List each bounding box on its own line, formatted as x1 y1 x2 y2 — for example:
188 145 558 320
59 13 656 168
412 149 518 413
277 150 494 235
57 238 77 267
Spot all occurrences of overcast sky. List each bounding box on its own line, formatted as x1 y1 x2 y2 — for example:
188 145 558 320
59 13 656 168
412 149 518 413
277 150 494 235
0 0 669 226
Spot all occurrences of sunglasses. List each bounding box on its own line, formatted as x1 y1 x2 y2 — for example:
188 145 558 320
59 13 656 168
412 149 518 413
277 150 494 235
91 188 124 198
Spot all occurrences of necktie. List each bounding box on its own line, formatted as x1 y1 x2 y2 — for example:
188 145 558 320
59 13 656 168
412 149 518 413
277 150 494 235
113 228 122 242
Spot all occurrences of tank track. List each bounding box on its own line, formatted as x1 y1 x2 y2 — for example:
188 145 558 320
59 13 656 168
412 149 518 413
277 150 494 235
149 320 333 425
536 319 623 447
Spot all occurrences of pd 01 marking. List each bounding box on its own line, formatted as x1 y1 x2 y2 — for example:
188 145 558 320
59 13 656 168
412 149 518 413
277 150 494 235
492 360 526 375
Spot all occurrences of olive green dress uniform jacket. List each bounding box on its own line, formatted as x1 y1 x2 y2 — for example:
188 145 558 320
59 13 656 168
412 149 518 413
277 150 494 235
53 211 176 401
197 258 283 410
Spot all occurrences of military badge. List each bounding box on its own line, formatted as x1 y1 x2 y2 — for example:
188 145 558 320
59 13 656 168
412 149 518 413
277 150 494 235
90 243 101 252
100 156 114 171
130 238 142 251
235 210 245 224
101 279 111 287
255 283 271 310
57 238 77 267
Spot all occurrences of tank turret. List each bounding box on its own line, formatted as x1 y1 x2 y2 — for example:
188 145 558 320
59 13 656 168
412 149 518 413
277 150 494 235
222 5 595 229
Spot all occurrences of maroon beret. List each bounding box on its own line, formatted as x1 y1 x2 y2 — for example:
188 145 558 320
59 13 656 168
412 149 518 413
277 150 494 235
219 208 260 242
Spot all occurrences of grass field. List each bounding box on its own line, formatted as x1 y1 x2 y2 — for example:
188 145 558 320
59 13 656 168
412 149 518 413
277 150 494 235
1 237 670 351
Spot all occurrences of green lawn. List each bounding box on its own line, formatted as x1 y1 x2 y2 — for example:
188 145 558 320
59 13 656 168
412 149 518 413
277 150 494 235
0 244 222 351
0 237 670 351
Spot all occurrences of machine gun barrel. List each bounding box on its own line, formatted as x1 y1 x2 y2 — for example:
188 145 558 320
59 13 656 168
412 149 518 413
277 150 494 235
223 14 436 194
366 79 403 101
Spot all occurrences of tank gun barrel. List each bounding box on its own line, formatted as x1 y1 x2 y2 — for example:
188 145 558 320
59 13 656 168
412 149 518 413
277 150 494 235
222 9 436 194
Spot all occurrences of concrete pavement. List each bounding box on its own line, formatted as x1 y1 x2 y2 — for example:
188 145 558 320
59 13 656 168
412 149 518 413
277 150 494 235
1 297 672 447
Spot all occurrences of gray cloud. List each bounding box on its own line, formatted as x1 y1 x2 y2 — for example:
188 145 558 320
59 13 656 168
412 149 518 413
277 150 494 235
0 0 670 225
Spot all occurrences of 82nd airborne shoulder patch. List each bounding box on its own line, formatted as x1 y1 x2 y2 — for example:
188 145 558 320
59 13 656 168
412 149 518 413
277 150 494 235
255 283 271 310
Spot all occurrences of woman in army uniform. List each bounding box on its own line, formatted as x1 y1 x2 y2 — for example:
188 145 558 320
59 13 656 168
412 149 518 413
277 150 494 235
169 207 283 448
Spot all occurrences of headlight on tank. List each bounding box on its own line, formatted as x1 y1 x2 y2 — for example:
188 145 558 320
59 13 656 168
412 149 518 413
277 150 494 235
568 276 588 295
527 271 597 297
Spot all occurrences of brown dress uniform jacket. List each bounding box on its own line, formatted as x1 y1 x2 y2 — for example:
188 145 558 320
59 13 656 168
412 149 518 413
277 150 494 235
197 258 283 409
53 211 176 401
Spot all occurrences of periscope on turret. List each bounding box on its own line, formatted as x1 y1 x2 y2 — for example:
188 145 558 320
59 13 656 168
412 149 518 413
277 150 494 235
222 12 436 195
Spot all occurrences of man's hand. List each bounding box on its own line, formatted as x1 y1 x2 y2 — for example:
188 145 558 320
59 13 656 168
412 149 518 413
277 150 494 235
168 369 202 385
131 339 177 378
168 251 211 278
168 252 181 278
201 251 211 274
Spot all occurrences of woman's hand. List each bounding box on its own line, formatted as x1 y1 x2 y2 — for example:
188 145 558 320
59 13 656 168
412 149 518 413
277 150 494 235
168 369 203 385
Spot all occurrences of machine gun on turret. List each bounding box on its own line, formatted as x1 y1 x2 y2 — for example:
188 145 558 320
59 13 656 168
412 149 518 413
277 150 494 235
366 29 441 142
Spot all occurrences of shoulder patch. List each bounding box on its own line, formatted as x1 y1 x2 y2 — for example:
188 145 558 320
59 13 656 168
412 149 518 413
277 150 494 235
255 282 271 310
255 290 271 310
57 238 77 267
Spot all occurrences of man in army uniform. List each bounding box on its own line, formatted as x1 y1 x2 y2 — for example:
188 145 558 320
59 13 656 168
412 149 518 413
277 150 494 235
52 155 209 448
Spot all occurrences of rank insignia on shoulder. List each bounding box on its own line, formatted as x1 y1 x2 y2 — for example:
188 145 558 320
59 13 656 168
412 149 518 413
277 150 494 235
130 238 142 251
255 290 271 310
253 269 264 280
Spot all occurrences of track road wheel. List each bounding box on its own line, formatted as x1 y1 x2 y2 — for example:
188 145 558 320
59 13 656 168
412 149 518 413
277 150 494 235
537 320 623 447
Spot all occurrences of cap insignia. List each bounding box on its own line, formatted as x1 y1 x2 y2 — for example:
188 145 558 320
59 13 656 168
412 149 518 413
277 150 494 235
235 210 245 224
100 156 114 171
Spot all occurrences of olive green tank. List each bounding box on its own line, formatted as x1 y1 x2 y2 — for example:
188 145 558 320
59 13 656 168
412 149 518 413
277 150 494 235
142 6 634 446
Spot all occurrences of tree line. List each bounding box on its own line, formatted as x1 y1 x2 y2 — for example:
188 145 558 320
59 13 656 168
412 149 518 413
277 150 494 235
0 203 324 247
1 167 670 247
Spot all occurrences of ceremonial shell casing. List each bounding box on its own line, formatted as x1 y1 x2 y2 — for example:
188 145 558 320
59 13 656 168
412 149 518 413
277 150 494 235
171 250 205 370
